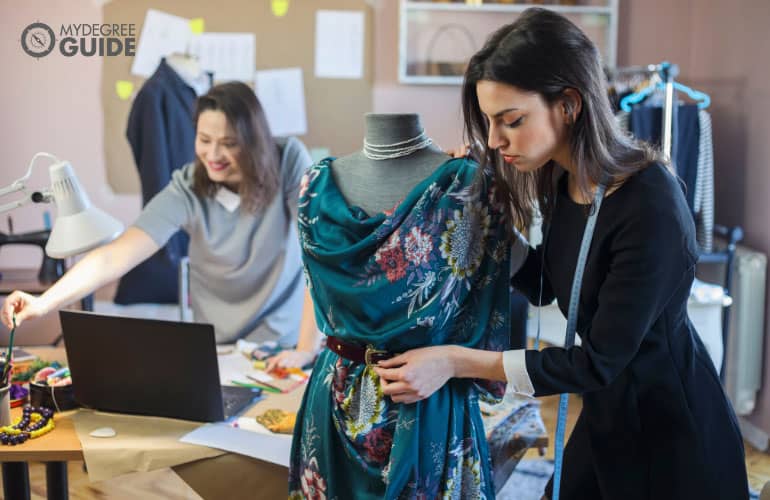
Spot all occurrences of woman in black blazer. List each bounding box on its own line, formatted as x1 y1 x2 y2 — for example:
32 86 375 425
374 8 749 500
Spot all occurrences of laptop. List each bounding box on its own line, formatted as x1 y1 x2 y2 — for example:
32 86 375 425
60 310 260 422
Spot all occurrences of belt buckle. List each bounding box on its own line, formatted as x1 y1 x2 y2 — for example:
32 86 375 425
365 345 387 367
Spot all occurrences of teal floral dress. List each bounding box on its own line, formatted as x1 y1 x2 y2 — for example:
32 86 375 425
289 158 512 499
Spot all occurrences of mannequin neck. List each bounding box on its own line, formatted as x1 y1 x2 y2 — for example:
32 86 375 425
364 113 425 147
330 113 448 214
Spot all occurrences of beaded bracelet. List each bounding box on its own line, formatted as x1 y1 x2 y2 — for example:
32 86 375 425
0 406 55 445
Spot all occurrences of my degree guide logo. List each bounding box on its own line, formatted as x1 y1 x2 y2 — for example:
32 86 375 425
21 21 136 58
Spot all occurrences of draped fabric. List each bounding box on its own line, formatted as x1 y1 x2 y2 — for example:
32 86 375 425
289 157 512 499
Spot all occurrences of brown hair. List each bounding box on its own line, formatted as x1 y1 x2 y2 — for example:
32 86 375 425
462 8 661 228
192 82 280 212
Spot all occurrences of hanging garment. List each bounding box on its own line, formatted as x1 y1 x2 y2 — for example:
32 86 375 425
115 58 196 304
629 104 700 210
290 158 512 499
616 105 714 253
694 110 714 252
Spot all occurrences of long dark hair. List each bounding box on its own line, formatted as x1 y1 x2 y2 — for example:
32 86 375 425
462 8 660 228
192 82 279 212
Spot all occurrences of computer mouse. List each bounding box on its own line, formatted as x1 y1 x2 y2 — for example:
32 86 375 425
89 427 117 438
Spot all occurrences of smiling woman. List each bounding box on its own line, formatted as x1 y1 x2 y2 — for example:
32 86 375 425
192 83 281 212
2 82 317 351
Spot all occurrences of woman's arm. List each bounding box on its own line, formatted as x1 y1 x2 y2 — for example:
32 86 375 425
373 345 510 404
1 227 159 328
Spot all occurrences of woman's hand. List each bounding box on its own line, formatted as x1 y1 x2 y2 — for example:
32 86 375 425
444 144 471 159
1 291 46 329
265 349 316 372
373 345 457 404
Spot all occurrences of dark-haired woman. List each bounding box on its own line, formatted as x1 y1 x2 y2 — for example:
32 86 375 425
3 82 316 350
375 9 748 499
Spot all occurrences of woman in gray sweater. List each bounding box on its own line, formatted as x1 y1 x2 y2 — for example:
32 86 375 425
2 82 317 353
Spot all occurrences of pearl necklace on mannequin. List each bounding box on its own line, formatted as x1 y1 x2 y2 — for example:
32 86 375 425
362 131 433 160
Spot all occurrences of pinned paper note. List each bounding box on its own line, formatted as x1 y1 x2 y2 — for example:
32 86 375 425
189 18 205 34
189 33 255 82
271 0 289 17
131 9 192 77
315 10 364 79
255 68 307 137
115 80 134 100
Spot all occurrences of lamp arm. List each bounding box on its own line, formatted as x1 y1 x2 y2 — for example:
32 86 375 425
15 152 60 186
0 194 34 215
0 182 25 198
0 152 60 213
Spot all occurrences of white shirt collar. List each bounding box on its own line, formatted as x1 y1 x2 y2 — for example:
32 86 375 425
215 186 241 212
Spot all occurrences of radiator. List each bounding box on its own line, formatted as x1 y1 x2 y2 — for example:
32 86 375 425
723 246 767 416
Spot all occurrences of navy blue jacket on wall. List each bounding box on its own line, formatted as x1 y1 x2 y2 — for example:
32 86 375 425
115 58 195 304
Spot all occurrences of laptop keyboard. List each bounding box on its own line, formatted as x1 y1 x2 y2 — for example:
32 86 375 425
221 385 262 420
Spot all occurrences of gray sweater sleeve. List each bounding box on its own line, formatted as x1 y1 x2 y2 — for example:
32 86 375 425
132 163 196 246
281 137 313 219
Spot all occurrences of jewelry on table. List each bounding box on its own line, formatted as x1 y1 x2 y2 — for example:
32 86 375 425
0 405 55 445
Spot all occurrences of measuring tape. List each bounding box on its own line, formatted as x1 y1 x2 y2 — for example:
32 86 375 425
536 182 606 500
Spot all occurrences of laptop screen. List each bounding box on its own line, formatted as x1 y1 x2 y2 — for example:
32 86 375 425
60 310 225 422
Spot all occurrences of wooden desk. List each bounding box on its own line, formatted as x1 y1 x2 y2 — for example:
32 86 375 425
0 348 78 500
0 347 547 499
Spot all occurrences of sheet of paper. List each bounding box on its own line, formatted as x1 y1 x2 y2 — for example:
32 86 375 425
180 423 293 467
131 9 192 78
254 68 308 137
189 33 256 82
315 10 365 79
218 351 257 386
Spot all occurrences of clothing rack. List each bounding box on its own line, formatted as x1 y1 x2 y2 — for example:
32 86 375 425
611 62 678 160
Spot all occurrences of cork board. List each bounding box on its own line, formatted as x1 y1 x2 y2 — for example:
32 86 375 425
102 0 373 194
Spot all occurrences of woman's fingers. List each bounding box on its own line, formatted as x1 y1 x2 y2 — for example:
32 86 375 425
265 352 285 372
445 144 470 159
378 380 412 395
2 292 28 328
390 393 421 404
372 366 403 383
375 353 406 368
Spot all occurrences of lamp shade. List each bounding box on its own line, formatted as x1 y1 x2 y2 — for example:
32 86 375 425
45 161 124 258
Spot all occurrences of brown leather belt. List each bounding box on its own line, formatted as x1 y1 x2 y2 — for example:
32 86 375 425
326 336 394 366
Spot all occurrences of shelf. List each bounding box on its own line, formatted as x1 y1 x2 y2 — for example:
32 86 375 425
404 2 614 15
399 0 618 84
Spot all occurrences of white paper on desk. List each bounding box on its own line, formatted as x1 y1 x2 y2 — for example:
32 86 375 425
315 10 365 79
189 33 256 82
180 423 293 467
255 68 307 137
218 351 257 386
131 9 192 78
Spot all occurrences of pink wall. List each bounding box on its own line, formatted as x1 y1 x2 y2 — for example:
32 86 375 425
372 1 466 150
0 0 140 269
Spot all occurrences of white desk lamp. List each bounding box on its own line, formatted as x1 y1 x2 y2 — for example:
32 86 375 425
0 152 124 258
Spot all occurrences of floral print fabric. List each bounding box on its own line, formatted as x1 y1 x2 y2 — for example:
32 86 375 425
289 158 512 499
